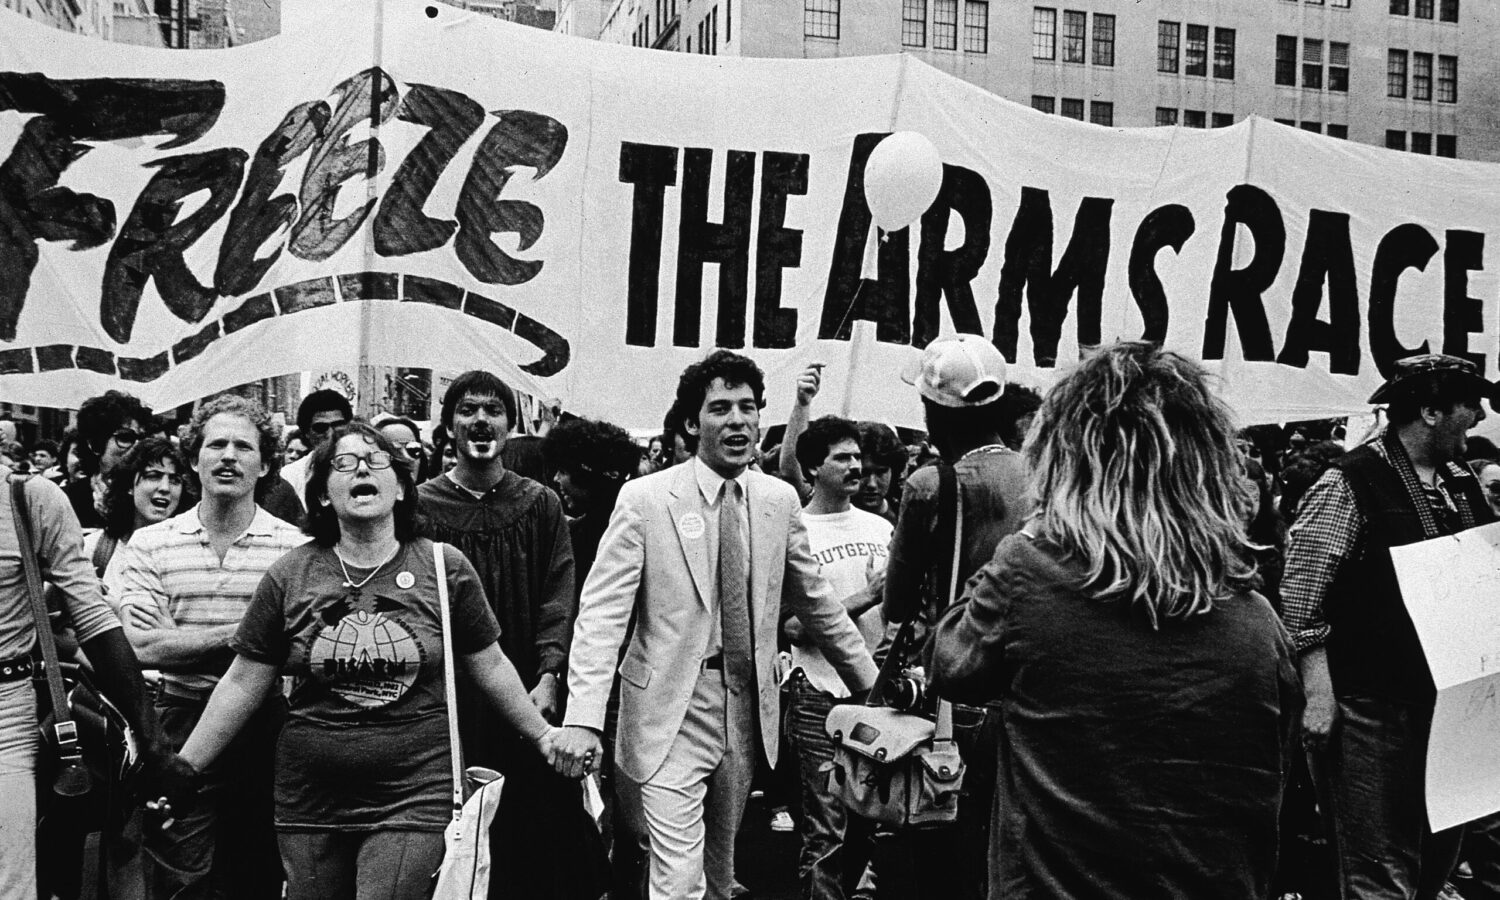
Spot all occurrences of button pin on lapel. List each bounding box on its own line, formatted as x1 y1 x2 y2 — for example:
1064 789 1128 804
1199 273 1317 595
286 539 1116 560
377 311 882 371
678 512 706 540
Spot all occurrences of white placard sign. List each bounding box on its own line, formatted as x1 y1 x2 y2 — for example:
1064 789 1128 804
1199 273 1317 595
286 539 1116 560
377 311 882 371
1392 521 1500 831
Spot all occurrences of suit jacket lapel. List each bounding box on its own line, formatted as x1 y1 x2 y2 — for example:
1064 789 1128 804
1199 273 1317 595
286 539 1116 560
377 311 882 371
748 474 778 629
667 465 713 609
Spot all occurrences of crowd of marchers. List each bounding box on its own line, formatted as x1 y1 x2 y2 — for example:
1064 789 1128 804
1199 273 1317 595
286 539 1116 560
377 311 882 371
2 338 1499 900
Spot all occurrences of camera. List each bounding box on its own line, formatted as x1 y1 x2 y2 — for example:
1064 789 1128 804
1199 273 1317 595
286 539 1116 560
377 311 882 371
883 666 928 713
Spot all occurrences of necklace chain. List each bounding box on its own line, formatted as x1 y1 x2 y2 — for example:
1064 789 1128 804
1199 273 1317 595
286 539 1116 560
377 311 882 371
335 544 401 590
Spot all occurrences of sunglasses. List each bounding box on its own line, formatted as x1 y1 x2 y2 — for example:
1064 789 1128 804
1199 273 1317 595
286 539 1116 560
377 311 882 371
308 419 350 436
330 451 394 473
111 429 144 448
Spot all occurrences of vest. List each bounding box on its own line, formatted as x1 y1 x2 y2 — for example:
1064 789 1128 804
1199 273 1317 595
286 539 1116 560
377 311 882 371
1327 444 1490 704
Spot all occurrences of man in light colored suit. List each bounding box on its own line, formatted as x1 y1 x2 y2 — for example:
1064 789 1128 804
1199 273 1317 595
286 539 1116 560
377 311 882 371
553 350 879 900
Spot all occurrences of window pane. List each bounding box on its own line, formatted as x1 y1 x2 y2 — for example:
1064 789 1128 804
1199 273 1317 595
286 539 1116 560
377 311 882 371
1301 121 1322 133
1212 112 1234 128
1032 95 1055 114
804 0 839 38
1062 10 1086 63
1089 101 1113 126
964 1 988 52
1303 39 1323 90
1275 118 1296 127
1411 132 1432 153
1331 0 1351 6
1415 0 1433 17
1327 124 1349 138
1185 23 1207 76
1092 13 1114 66
1387 49 1407 98
1329 42 1350 91
1386 129 1407 150
1183 109 1206 128
1413 52 1432 100
1437 55 1457 102
902 0 926 47
1440 0 1458 22
1061 98 1084 120
1033 8 1057 60
1390 0 1409 12
1214 28 1235 79
934 0 957 49
1157 21 1179 73
1156 107 1178 126
1276 35 1297 86
1437 134 1457 157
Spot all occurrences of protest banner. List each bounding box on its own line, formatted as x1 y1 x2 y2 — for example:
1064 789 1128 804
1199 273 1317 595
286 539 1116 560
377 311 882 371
4 1 1500 425
1393 521 1500 831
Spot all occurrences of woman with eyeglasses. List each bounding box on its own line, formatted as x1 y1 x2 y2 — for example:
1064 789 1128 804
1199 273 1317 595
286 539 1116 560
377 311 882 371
166 423 560 899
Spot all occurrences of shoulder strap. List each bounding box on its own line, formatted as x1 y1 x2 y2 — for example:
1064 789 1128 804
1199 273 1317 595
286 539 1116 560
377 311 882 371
434 541 465 820
10 479 85 775
92 533 118 579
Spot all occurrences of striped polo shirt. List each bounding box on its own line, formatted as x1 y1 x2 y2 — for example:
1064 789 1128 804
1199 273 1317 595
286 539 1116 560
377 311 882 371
115 504 307 693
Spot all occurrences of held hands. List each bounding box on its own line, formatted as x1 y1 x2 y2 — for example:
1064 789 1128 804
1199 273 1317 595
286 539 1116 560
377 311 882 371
141 751 201 831
794 362 825 407
529 673 560 724
542 725 603 780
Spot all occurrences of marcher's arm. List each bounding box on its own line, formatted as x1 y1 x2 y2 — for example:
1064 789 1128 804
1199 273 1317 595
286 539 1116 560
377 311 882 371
784 504 878 693
462 643 553 747
1298 645 1337 748
882 476 934 623
930 548 1012 707
123 611 238 671
563 491 647 732
177 655 281 771
784 569 884 644
532 493 576 684
777 363 823 503
79 629 166 757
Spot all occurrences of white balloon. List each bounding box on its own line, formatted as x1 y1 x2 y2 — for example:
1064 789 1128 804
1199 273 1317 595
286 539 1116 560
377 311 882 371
862 132 944 232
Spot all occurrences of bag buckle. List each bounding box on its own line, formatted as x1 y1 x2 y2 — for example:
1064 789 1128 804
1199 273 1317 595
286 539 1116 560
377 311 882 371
51 720 81 756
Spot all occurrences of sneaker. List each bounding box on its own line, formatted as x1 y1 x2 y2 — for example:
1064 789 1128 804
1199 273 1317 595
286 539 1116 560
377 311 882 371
769 809 794 832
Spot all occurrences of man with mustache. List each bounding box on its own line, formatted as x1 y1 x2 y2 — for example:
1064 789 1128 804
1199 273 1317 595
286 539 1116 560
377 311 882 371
415 370 594 899
784 415 892 900
115 394 306 900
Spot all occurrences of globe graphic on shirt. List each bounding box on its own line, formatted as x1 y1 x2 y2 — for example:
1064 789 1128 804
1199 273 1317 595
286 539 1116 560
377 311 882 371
309 605 422 708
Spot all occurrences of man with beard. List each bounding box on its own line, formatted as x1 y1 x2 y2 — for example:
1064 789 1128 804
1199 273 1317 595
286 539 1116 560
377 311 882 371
416 371 600 900
116 395 306 900
785 416 891 900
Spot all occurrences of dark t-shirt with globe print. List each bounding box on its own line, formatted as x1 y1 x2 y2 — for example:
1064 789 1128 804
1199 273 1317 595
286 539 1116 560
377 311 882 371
233 538 500 831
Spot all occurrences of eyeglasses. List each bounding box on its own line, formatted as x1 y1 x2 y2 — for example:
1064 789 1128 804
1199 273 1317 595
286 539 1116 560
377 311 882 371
330 451 394 472
111 429 143 448
308 420 349 436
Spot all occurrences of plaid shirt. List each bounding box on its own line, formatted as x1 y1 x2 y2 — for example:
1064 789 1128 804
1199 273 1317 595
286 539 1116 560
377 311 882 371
1281 439 1468 654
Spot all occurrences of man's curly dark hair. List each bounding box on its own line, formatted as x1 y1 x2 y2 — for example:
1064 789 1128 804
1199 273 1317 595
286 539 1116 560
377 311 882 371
673 350 766 429
76 390 153 475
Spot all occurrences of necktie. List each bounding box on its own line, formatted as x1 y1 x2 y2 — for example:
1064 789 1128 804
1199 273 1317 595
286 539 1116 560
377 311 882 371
719 480 755 692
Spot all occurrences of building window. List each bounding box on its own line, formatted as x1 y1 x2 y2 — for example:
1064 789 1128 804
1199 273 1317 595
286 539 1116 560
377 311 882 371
1437 134 1457 157
1032 95 1055 114
1329 42 1350 92
1386 129 1406 150
1387 50 1407 97
963 2 988 52
1158 21 1180 73
1411 131 1433 153
1276 35 1297 86
726 0 731 42
1302 39 1323 90
1413 52 1432 100
804 0 839 38
1061 98 1084 120
1327 124 1349 138
1062 10 1086 63
1301 122 1322 133
1331 0 1351 6
1156 107 1179 126
1183 109 1206 128
1213 28 1235 79
1415 0 1433 17
1389 0 1408 12
1437 55 1457 102
902 0 926 46
1212 113 1234 128
1185 24 1208 76
1440 0 1458 22
1089 101 1113 126
1033 8 1057 60
1092 14 1114 66
1275 118 1296 127
934 0 957 49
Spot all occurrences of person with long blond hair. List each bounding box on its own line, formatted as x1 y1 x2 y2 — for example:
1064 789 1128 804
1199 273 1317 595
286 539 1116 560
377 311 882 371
930 341 1302 899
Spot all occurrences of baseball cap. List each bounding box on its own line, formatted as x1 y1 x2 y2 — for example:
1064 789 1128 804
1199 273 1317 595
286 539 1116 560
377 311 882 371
1367 353 1491 404
901 334 1007 408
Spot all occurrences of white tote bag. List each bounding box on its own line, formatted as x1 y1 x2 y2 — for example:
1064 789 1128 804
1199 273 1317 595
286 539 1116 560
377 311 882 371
429 541 506 900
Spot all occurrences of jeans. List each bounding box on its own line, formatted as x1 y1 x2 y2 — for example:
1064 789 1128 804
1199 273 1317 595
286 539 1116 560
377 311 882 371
785 675 875 900
0 678 38 900
1308 694 1463 900
144 690 285 900
277 830 446 900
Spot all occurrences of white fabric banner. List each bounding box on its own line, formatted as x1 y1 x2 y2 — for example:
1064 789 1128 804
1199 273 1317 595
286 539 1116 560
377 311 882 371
3 1 1499 426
